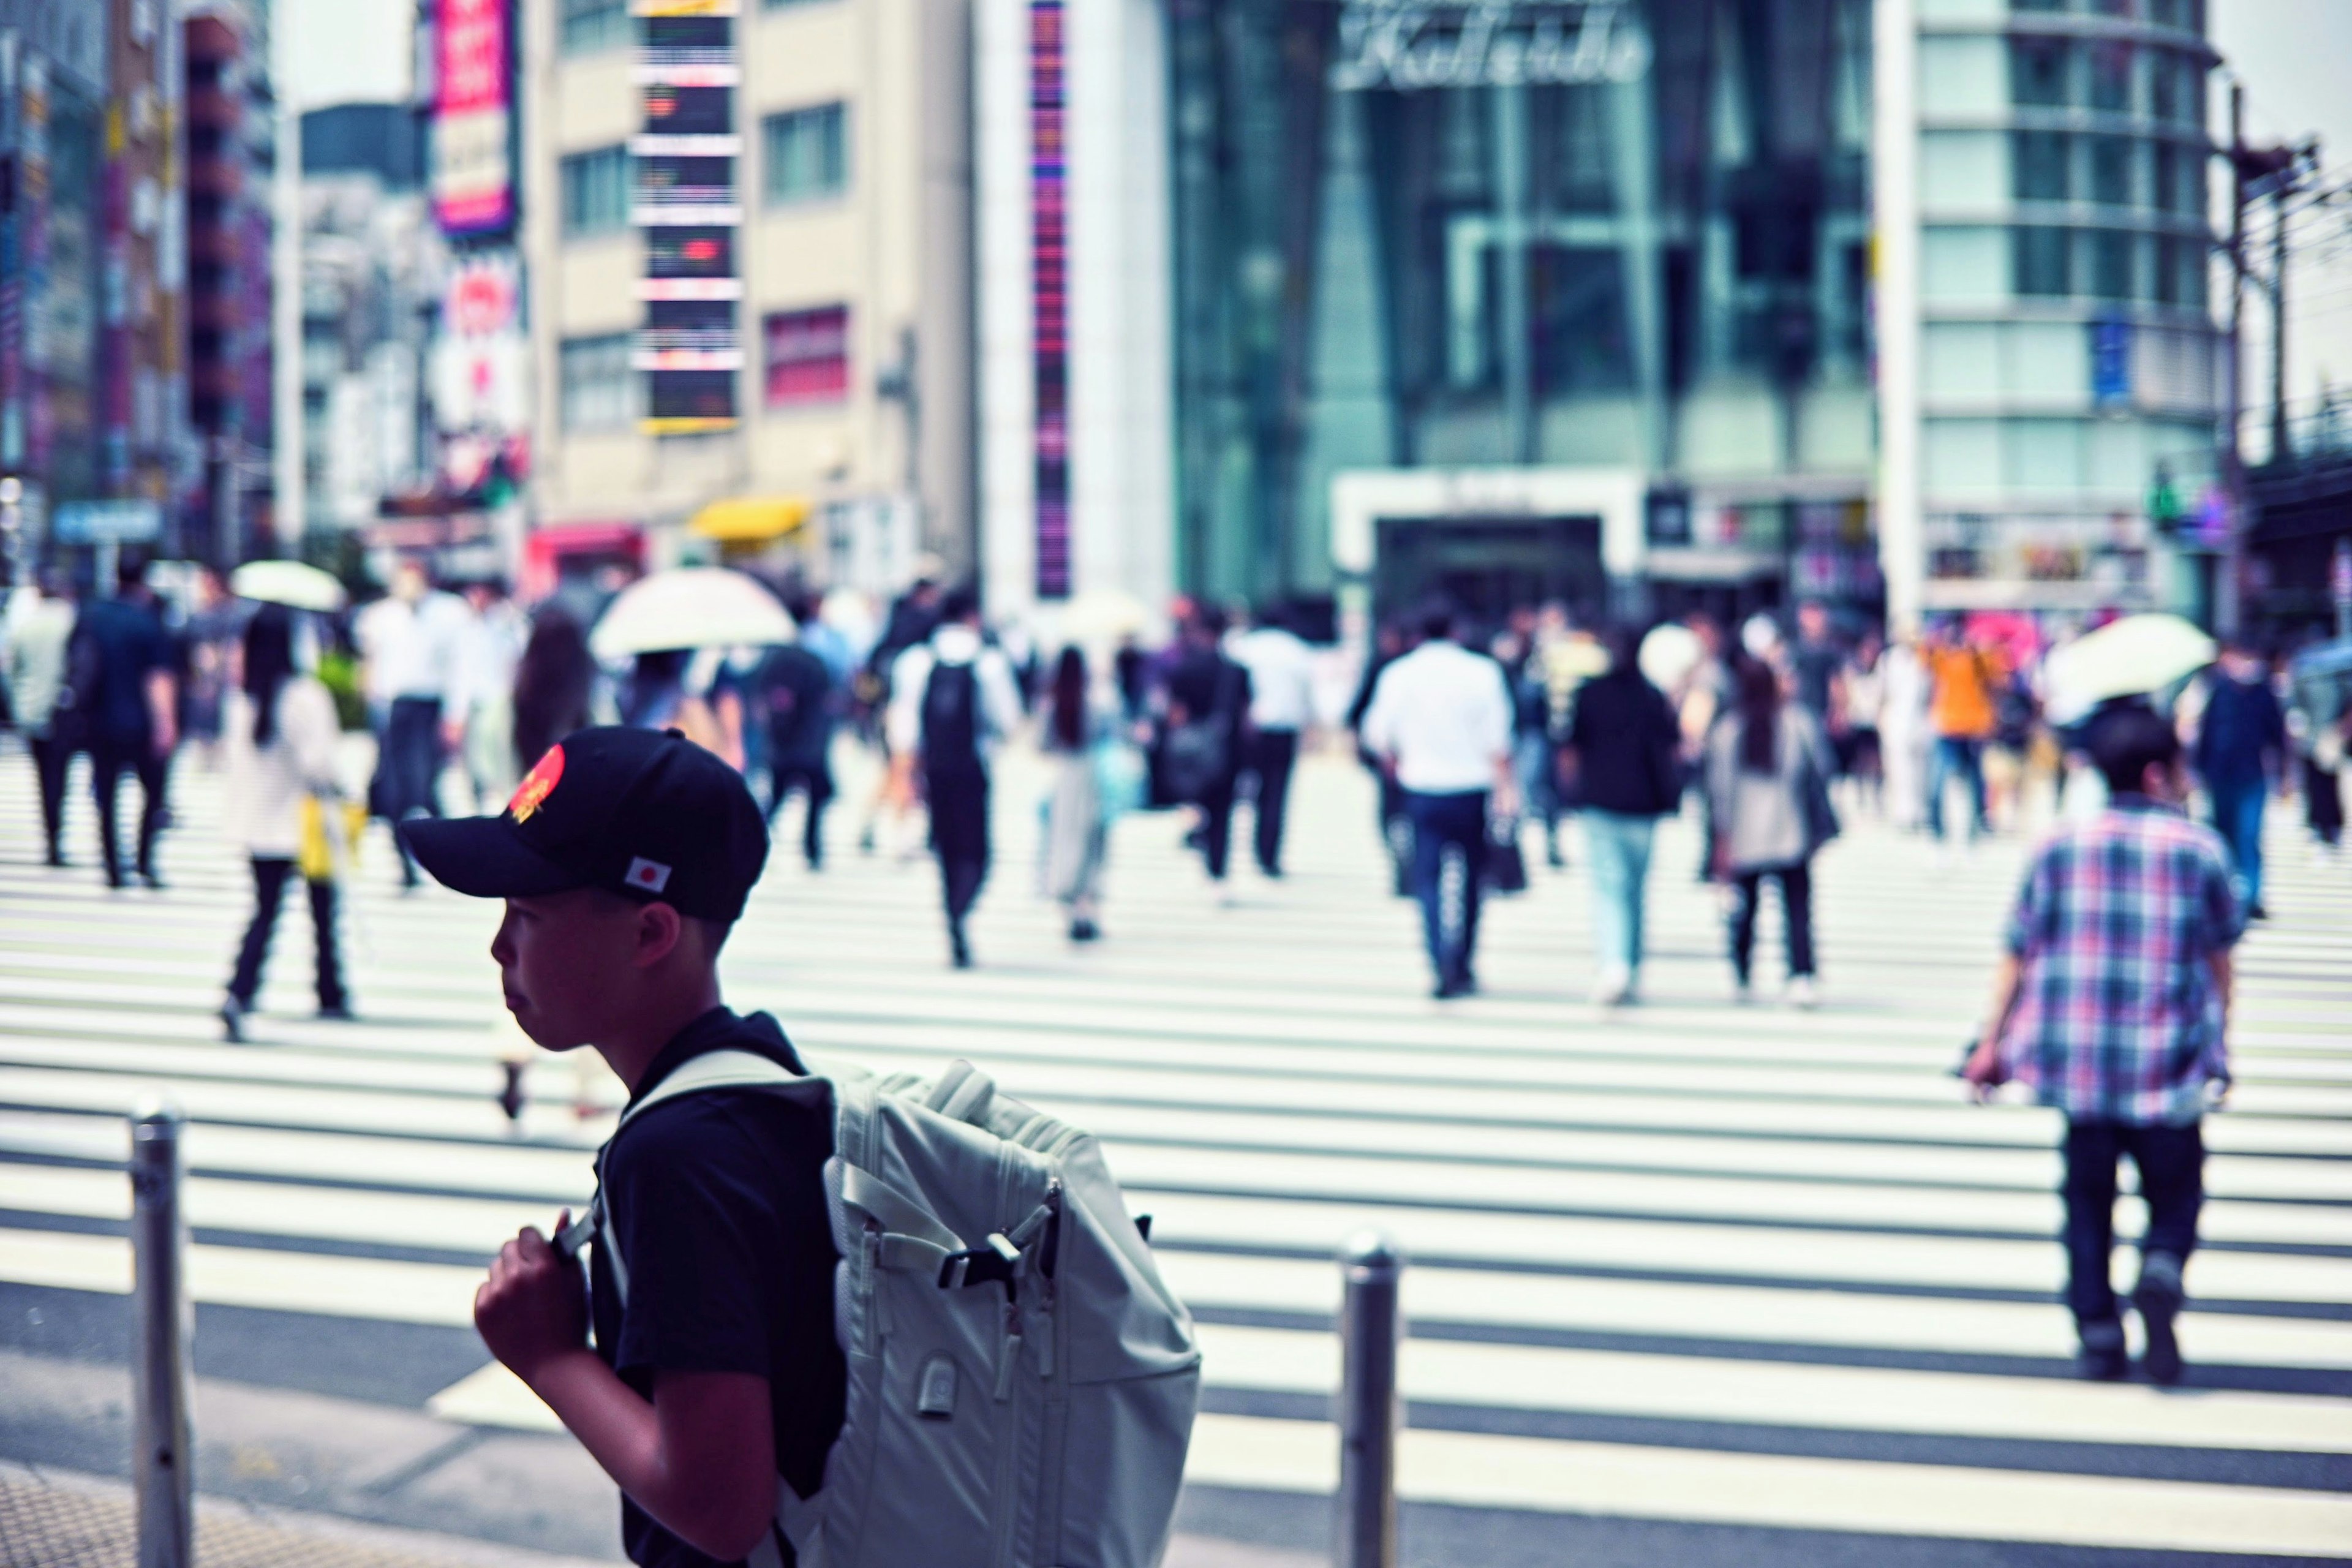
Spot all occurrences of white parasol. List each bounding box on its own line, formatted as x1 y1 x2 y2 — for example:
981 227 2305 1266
2044 613 2216 723
230 560 349 612
588 567 797 661
1637 622 1704 692
1056 587 1153 644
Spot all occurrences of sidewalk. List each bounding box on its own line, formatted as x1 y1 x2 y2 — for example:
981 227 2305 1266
0 1461 613 1568
0 1349 1316 1568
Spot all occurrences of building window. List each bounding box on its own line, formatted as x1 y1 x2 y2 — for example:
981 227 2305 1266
2013 131 2069 202
561 333 639 430
2089 228 2135 300
560 145 631 237
2013 226 2070 296
763 0 837 8
763 103 849 205
2089 135 2133 206
561 0 630 55
764 305 850 406
2010 38 2071 108
2088 42 2133 113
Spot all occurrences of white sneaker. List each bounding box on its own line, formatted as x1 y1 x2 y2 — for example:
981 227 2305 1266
1732 979 1755 1006
1787 976 1819 1009
1594 966 1632 1008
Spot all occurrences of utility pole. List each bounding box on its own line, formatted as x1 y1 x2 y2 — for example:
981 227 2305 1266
2269 167 2291 467
2220 82 2245 638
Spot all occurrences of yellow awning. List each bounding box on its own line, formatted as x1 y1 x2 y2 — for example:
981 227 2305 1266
687 496 813 543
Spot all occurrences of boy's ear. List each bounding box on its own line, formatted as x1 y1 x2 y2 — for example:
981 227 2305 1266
633 900 687 969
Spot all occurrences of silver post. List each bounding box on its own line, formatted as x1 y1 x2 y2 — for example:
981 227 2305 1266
130 1103 193 1568
1335 1232 1403 1568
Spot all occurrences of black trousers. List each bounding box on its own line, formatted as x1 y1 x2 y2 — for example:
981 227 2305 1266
228 857 347 1012
2305 756 2344 846
1405 789 1488 987
30 733 72 858
767 757 834 867
1728 861 1815 982
929 767 991 929
89 734 169 881
380 696 445 884
2062 1120 2203 1333
1195 776 1237 881
1240 728 1299 875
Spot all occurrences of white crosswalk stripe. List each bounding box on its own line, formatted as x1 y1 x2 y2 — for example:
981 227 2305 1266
2 741 2350 1560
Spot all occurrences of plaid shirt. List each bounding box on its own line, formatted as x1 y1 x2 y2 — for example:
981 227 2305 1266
1996 797 2242 1125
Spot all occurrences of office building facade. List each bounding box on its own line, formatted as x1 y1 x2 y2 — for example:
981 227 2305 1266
521 0 973 595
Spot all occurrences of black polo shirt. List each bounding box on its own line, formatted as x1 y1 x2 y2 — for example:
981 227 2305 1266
590 1007 846 1567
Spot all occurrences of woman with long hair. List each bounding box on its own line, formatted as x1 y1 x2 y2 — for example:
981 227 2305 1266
220 605 350 1040
1040 646 1111 942
1703 653 1838 1006
510 605 597 775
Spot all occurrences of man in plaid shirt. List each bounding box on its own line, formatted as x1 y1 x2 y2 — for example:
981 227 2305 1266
1964 704 2241 1384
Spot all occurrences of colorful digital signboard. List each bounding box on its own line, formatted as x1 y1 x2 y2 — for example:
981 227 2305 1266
1030 0 1069 599
432 0 515 236
633 0 741 433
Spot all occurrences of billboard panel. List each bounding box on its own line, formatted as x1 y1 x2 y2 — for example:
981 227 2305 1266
432 0 514 236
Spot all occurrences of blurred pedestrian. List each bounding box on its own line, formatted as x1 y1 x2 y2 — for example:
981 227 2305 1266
2285 644 2346 855
1562 625 1683 1006
1163 607 1253 900
178 565 240 769
620 648 747 771
889 589 1021 968
1229 603 1313 879
1839 628 1887 812
1705 655 1837 1007
1348 619 1413 894
77 554 179 889
6 569 80 866
510 606 599 777
219 605 351 1041
1041 647 1112 943
1787 600 1845 731
1498 612 1564 870
1360 600 1516 1000
452 579 530 810
357 563 468 887
755 612 839 870
2193 635 2285 920
857 575 944 856
1923 616 2001 851
1882 625 1932 830
1964 704 2240 1384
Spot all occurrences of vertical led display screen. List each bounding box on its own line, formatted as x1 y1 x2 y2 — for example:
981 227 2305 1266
1029 0 1069 599
633 1 741 433
432 0 514 236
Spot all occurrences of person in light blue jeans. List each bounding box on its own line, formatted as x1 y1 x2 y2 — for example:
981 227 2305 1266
1563 626 1684 1006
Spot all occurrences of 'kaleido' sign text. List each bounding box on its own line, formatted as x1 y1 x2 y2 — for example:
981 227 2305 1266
1331 1 1651 92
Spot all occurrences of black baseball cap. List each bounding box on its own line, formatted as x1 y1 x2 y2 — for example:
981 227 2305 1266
400 726 769 922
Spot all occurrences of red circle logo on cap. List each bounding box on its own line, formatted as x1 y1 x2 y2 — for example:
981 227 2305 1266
509 744 565 824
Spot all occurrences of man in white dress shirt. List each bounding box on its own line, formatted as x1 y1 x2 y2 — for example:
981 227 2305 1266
1228 603 1316 878
1360 601 1518 998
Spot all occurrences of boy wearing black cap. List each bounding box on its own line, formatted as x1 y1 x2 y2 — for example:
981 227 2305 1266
401 727 844 1566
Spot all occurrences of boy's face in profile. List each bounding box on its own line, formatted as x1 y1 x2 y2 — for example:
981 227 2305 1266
491 890 648 1050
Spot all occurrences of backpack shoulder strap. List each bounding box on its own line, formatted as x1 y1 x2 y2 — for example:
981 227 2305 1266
563 1051 823 1295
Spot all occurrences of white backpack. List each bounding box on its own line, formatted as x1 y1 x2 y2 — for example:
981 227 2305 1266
568 1050 1202 1568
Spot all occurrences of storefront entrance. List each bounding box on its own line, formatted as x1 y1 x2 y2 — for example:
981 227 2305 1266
1373 514 1607 626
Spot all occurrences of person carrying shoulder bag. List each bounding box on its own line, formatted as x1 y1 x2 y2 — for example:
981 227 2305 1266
221 605 353 1040
1705 654 1838 1008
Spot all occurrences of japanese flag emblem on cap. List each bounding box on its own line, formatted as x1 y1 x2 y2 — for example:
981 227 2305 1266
625 857 673 894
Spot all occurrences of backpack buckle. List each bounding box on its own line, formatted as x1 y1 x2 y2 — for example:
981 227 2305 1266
938 1232 1023 1292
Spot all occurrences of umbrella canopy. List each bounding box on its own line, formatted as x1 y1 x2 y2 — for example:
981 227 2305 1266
230 560 348 612
1637 622 1703 692
589 567 796 661
2045 612 2215 722
1057 587 1152 644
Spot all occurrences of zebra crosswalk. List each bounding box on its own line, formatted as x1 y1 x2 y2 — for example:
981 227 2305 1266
1 738 2349 1564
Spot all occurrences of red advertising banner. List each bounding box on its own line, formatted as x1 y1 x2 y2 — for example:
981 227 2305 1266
433 0 514 235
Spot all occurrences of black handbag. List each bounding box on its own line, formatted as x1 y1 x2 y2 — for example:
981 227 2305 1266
1483 812 1530 895
1799 726 1842 855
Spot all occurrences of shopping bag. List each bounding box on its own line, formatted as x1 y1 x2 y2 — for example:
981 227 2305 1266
1483 812 1530 895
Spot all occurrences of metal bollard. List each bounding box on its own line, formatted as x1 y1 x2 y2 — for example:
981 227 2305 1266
1335 1232 1403 1568
130 1104 193 1568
